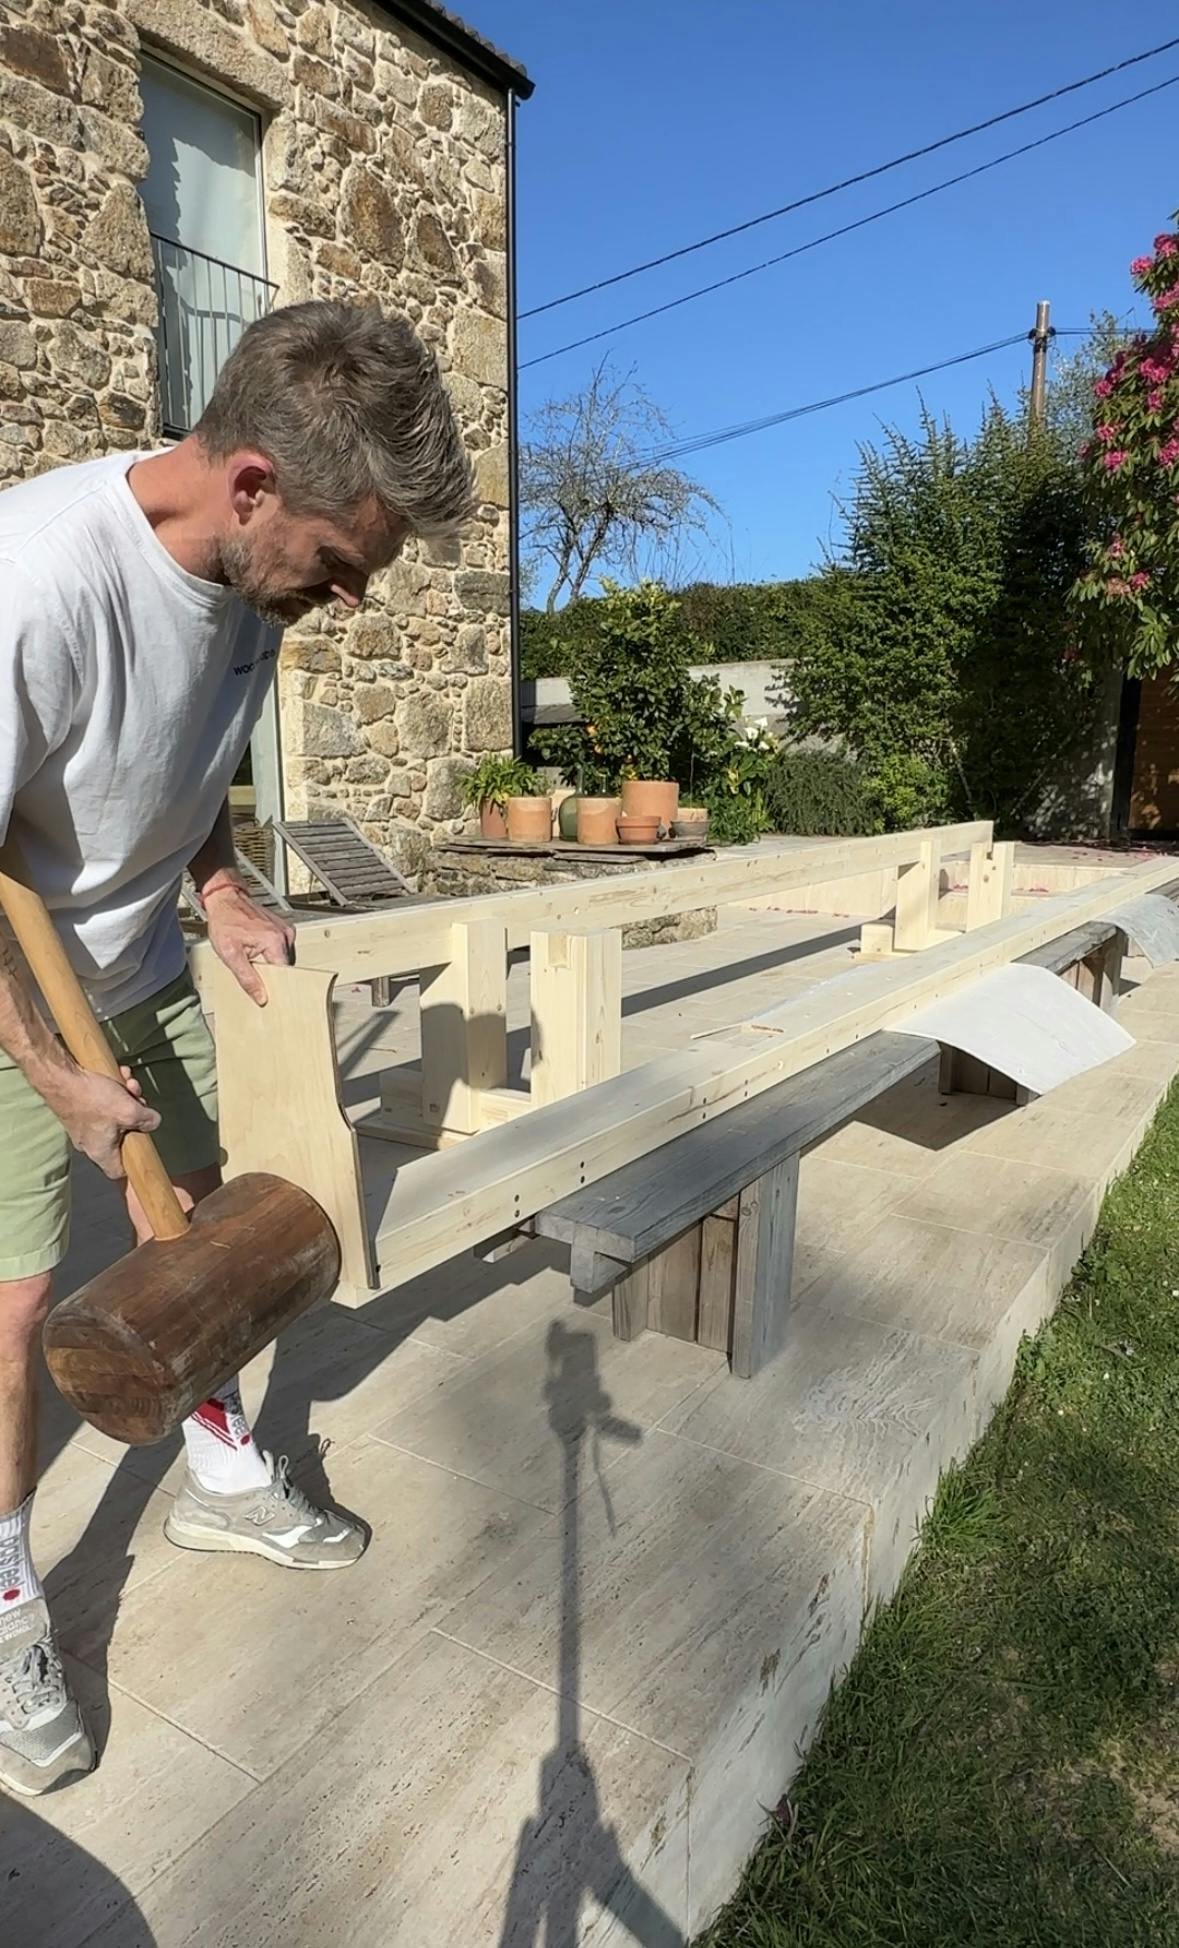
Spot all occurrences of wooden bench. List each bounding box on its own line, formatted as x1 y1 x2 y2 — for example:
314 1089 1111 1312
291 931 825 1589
534 1032 935 1377
533 911 1160 1379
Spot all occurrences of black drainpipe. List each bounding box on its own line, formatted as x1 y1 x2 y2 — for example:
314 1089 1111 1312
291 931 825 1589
505 87 523 756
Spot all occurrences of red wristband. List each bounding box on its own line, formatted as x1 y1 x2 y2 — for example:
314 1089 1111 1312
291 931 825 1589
200 869 250 901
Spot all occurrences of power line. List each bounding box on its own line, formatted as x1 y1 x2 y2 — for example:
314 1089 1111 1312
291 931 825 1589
521 72 1179 371
633 333 1029 466
638 322 1132 465
521 36 1179 321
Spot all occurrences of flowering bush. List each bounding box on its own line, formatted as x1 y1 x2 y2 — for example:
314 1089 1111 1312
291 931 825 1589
1074 217 1179 673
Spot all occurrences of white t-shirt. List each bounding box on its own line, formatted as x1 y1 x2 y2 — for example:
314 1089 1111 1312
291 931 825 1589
0 452 279 1017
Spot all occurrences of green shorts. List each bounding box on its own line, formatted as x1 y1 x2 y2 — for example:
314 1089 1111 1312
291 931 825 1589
0 971 220 1281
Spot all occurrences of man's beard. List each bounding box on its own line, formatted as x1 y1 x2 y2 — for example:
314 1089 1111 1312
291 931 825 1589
220 534 312 629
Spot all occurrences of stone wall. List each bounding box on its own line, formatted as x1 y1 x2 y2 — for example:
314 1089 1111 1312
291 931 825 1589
0 0 513 871
423 845 719 947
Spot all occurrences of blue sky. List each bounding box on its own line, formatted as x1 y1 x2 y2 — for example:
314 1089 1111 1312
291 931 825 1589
473 0 1171 590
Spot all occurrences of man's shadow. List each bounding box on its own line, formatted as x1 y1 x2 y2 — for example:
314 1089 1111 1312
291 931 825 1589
496 1321 685 1948
0 1796 157 1946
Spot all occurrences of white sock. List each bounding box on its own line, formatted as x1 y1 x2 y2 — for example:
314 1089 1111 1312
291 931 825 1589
0 1493 42 1611
182 1380 271 1493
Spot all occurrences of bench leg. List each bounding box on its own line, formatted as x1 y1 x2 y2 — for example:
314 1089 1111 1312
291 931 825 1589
1078 933 1123 1015
938 1044 1016 1102
731 1155 799 1379
610 1228 701 1344
419 919 508 1133
612 1262 650 1341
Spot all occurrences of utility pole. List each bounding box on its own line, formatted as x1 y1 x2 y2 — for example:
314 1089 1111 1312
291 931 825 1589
1028 299 1052 430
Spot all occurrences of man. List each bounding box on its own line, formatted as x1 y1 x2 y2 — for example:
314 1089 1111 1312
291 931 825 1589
0 300 474 1794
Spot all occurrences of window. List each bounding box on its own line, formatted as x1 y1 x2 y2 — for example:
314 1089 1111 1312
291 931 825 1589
139 58 275 436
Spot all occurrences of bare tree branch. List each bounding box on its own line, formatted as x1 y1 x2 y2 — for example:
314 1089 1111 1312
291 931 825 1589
520 360 719 608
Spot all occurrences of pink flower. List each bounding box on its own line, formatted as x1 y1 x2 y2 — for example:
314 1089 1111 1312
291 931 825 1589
1156 234 1178 257
1093 376 1114 399
1149 388 1165 412
1109 535 1125 558
1158 437 1179 467
1095 423 1120 443
1102 450 1129 471
1130 571 1151 590
1132 255 1154 276
1140 358 1171 384
1106 577 1130 596
1155 284 1179 311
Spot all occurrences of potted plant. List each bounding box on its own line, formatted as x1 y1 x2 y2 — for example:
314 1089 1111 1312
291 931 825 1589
461 756 539 840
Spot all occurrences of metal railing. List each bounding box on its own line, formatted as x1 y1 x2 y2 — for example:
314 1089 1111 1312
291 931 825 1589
150 234 277 437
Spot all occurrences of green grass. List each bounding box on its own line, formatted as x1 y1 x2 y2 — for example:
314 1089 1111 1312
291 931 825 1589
699 1084 1179 1948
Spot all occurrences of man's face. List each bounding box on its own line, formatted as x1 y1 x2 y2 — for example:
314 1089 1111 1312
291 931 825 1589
220 460 409 628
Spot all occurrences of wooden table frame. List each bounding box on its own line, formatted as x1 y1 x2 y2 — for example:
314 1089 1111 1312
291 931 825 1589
200 831 1176 1311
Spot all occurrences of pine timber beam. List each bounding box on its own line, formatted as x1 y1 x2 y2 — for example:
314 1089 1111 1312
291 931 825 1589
368 858 1178 1296
189 822 993 999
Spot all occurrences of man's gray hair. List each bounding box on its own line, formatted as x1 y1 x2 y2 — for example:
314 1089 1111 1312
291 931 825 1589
195 300 475 537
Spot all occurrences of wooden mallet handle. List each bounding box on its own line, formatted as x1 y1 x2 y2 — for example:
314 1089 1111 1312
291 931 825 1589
0 844 189 1241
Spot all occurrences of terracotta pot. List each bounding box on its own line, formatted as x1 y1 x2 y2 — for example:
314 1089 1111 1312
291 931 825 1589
577 796 621 846
616 814 661 847
506 794 553 844
620 778 679 834
479 800 509 840
557 792 581 841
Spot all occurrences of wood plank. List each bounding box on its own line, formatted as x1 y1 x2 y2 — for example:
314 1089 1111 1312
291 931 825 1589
731 1155 798 1379
646 1227 702 1342
210 961 376 1298
192 822 993 989
611 1261 650 1341
417 919 508 1133
894 839 940 951
965 840 1015 929
370 859 1178 1292
529 925 622 1108
698 1213 736 1353
536 1031 933 1263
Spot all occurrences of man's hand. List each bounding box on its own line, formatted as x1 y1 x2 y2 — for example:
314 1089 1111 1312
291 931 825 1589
204 877 295 1006
40 1064 161 1180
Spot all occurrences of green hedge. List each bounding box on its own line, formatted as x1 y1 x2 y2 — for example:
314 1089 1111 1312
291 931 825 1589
520 578 825 680
762 751 881 836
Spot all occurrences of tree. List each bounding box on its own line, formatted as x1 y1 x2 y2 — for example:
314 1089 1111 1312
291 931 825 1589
781 397 1096 832
1073 216 1179 675
520 361 717 610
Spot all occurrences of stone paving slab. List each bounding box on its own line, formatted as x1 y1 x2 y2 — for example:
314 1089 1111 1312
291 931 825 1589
4 915 1176 1943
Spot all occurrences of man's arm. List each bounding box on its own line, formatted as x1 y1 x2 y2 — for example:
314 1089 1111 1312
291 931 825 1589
189 798 294 1007
0 934 160 1179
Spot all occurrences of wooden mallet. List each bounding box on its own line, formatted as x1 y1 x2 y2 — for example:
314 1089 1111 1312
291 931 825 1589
0 847 341 1446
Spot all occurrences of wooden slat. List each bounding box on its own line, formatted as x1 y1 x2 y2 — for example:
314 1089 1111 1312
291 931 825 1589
536 1031 933 1264
646 1227 702 1342
193 822 993 987
731 1156 798 1379
698 1213 736 1352
611 1261 650 1341
273 817 409 914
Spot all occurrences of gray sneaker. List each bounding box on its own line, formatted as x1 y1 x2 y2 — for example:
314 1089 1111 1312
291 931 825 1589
164 1453 366 1569
0 1596 94 1796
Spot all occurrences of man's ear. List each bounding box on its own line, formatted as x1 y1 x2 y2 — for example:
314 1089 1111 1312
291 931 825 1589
226 452 278 524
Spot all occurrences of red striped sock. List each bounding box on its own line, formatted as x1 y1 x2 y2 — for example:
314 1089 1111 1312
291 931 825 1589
181 1380 270 1492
